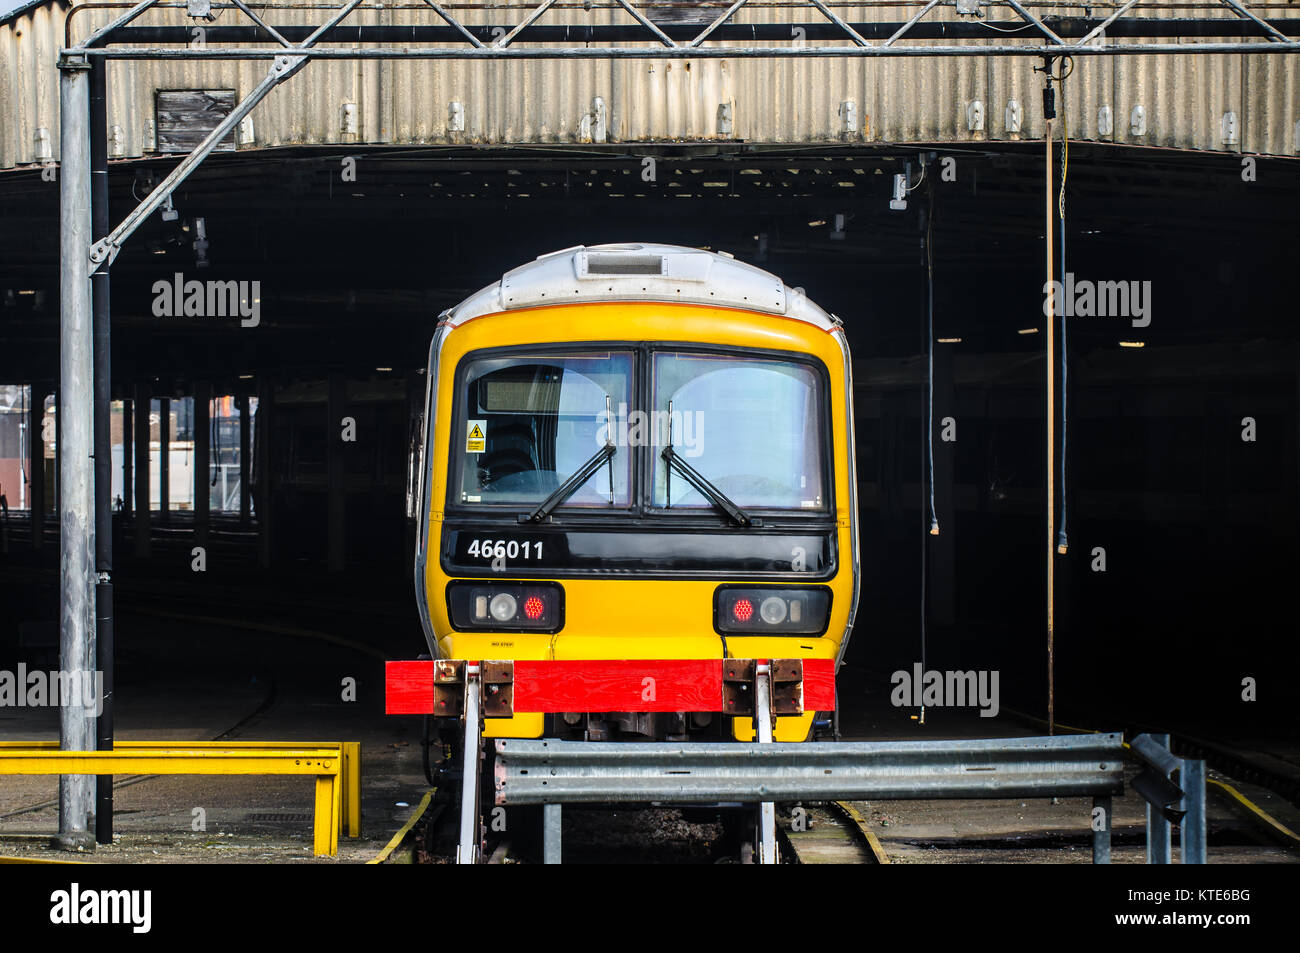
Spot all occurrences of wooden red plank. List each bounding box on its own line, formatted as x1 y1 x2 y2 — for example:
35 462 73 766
514 659 723 713
386 658 837 715
801 658 837 711
385 660 436 714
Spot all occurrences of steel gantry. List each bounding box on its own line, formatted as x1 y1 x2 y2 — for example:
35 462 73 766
52 0 1300 845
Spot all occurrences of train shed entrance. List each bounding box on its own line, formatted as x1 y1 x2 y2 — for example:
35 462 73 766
0 0 1297 849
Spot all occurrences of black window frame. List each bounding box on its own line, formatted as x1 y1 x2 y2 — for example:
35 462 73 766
444 340 836 524
445 342 643 516
639 343 835 522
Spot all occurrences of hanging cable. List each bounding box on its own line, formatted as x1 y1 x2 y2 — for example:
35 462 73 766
926 181 938 538
1056 57 1072 556
917 163 936 727
1039 57 1058 735
906 161 927 193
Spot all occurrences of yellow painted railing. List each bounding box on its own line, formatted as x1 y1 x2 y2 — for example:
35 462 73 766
0 741 362 857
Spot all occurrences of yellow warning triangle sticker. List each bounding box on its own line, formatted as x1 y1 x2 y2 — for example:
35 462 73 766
468 424 484 439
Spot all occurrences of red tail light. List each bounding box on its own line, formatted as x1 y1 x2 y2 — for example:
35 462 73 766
716 586 832 635
447 581 563 632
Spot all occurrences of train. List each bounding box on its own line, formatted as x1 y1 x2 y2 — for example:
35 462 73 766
386 242 859 859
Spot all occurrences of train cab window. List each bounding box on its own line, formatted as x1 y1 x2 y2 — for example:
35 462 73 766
650 351 826 512
456 351 634 507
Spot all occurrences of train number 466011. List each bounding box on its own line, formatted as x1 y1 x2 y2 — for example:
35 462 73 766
466 538 543 560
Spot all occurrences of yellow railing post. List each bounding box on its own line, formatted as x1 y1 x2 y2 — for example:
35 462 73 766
342 741 361 838
0 745 349 858
314 773 339 857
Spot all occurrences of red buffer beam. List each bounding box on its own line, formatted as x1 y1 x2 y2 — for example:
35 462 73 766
385 658 836 715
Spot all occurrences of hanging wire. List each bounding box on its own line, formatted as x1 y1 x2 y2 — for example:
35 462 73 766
906 161 927 193
918 168 937 725
926 182 938 538
1056 57 1072 555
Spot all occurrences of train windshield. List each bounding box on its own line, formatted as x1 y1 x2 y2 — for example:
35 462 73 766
457 351 634 506
650 352 826 511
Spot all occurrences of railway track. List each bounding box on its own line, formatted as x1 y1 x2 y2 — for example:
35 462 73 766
415 802 751 864
780 801 889 865
1009 708 1300 813
411 796 894 864
1006 708 1300 850
407 767 894 864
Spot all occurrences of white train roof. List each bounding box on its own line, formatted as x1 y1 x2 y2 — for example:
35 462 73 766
439 243 839 331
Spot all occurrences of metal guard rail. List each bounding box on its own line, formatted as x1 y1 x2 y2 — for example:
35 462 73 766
495 734 1125 804
496 732 1210 864
0 742 362 857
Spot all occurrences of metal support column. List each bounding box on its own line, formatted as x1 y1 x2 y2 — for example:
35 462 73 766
54 389 61 515
1092 795 1111 864
194 380 210 546
543 803 562 864
158 397 170 522
28 387 44 550
754 662 777 864
1180 759 1207 864
56 52 97 850
255 378 272 569
1145 733 1173 864
121 397 132 519
133 382 150 558
238 391 251 525
326 373 345 573
90 55 115 846
457 663 482 865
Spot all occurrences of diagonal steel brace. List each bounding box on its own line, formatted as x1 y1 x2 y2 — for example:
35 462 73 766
613 0 678 49
1074 0 1143 48
808 0 870 47
689 0 750 48
495 0 559 48
883 0 943 48
421 0 484 48
77 0 161 49
1219 0 1290 42
1004 0 1067 45
87 52 307 272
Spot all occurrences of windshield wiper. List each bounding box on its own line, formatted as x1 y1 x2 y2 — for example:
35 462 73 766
519 396 617 523
662 402 760 527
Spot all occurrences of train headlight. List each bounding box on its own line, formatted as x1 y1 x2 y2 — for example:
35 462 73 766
489 593 518 622
714 586 831 636
759 596 787 625
448 582 563 632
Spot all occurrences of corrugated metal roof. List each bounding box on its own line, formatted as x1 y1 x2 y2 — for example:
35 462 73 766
1 2 1297 169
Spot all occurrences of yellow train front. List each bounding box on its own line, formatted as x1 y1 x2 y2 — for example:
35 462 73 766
389 243 859 745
